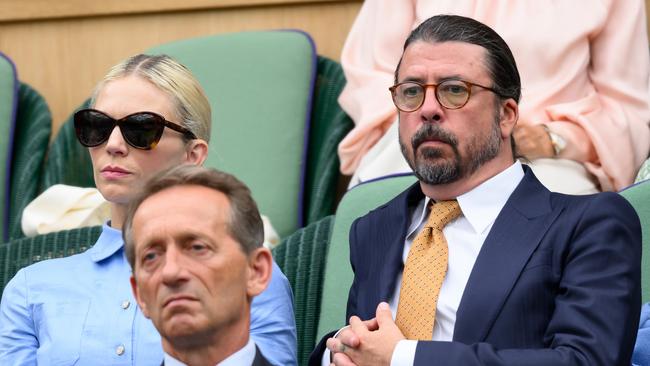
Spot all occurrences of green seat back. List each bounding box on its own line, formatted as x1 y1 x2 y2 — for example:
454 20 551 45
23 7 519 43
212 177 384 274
147 30 316 238
8 83 52 240
273 215 334 366
41 100 93 191
619 180 650 303
0 53 18 241
0 226 102 292
317 174 417 339
304 56 354 225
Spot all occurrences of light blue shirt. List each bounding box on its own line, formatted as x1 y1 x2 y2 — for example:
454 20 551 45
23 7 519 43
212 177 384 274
0 223 297 366
633 303 650 366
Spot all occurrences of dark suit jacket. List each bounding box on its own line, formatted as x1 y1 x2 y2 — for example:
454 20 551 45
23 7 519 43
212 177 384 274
310 167 642 365
162 345 272 366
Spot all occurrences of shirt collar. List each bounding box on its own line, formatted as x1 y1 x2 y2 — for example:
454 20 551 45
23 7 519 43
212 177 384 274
87 222 125 262
413 161 524 235
456 161 524 234
163 339 256 366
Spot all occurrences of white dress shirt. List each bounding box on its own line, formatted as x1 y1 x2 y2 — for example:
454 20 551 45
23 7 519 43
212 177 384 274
164 338 257 366
390 161 524 365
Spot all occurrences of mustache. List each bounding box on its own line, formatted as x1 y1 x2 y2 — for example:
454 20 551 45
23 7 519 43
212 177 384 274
411 124 458 151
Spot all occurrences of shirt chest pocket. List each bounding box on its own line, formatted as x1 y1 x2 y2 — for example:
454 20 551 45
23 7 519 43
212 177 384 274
33 299 90 365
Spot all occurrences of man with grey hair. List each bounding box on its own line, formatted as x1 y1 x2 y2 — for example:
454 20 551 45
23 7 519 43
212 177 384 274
125 165 275 366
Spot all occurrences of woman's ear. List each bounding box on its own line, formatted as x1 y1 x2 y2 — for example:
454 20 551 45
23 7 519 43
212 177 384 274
185 139 208 166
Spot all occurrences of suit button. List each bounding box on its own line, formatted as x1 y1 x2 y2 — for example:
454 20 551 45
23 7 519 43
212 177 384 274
116 344 125 356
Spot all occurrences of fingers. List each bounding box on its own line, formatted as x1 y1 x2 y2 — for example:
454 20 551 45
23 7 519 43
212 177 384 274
363 317 379 331
326 325 360 356
331 351 357 366
341 319 362 347
349 315 368 333
375 302 393 327
326 337 344 354
327 334 358 366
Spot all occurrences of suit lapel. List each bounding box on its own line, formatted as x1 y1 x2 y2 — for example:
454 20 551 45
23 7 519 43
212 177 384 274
365 183 423 314
453 168 562 343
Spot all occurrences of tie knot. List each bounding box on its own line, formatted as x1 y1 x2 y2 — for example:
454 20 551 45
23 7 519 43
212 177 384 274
426 200 461 231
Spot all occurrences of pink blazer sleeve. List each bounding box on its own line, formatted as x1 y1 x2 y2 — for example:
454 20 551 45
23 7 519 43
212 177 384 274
546 0 650 190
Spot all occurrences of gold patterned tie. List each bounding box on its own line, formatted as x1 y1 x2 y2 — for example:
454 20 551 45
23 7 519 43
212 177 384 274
395 200 462 340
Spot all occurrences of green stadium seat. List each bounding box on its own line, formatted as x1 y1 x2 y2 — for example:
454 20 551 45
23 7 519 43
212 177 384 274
0 52 52 241
304 57 354 225
619 180 650 303
7 84 52 240
316 174 417 339
269 174 417 365
272 215 334 366
40 99 93 191
0 52 18 242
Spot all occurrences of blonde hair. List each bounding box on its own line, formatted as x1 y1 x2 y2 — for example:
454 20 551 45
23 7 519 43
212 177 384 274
91 54 211 142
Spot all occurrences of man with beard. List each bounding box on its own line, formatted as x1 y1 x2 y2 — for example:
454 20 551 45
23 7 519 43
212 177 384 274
309 15 642 366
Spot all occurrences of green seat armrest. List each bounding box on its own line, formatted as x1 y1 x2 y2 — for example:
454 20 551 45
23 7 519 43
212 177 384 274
273 215 334 366
317 174 417 339
619 181 650 303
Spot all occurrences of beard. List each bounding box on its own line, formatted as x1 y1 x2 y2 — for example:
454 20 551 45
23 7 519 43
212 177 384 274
400 113 502 185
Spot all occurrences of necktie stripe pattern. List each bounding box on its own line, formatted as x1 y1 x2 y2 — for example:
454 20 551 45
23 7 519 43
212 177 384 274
395 200 462 340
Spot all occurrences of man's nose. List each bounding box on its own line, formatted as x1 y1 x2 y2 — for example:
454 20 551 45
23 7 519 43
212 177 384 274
420 87 443 123
161 247 189 286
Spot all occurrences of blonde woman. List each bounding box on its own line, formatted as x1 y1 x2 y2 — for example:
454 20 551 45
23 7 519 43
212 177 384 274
0 54 297 366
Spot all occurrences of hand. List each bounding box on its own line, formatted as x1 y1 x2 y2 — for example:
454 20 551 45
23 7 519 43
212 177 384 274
513 124 555 160
327 302 405 366
326 321 369 366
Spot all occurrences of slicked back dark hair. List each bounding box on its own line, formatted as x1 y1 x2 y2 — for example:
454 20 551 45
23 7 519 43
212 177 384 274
395 14 521 103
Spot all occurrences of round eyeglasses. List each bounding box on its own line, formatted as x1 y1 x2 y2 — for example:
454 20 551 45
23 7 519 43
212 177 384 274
389 80 500 112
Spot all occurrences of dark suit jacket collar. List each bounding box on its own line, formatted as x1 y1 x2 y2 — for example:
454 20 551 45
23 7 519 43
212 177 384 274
371 182 423 303
453 166 560 343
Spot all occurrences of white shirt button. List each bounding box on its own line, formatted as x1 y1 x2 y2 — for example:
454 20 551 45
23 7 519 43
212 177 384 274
121 300 130 309
116 344 125 356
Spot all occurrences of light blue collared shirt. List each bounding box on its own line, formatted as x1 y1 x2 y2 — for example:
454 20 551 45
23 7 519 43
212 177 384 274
0 223 297 366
